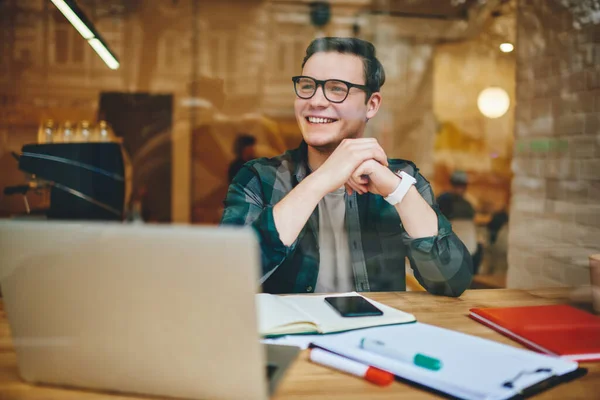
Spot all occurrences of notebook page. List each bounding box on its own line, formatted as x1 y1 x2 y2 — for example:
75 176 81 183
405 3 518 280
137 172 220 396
281 292 415 333
256 294 317 335
311 323 578 400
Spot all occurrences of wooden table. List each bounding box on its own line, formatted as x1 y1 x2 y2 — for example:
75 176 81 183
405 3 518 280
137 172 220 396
470 273 507 289
0 288 598 399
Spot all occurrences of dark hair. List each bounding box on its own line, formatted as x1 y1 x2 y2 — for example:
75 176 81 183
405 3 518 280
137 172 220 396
301 37 386 99
233 134 256 157
450 171 468 186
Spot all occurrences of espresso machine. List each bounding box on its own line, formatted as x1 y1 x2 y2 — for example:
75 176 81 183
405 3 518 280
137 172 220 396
4 142 129 221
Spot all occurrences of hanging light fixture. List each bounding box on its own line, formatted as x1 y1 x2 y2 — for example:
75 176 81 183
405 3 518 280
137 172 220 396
477 87 510 119
50 0 120 70
499 43 514 53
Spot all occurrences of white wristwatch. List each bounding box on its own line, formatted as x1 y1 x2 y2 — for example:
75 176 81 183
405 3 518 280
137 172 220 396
384 171 416 205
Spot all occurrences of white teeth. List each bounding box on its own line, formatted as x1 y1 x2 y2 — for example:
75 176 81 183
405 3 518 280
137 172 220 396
307 117 335 124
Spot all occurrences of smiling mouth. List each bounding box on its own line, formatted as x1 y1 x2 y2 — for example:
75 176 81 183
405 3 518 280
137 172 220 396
306 116 338 124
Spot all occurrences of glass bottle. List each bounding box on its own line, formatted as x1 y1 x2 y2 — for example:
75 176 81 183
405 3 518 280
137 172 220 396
62 121 74 142
76 120 91 142
97 120 111 142
38 119 55 143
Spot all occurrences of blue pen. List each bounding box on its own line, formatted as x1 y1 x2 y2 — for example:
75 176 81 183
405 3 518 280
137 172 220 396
359 338 443 371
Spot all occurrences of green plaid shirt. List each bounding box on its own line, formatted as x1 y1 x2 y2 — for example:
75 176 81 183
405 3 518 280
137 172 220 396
221 142 473 296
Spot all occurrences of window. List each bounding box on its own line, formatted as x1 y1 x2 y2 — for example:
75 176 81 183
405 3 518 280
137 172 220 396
52 10 85 65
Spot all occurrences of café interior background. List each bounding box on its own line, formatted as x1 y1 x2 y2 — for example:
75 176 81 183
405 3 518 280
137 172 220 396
0 0 599 289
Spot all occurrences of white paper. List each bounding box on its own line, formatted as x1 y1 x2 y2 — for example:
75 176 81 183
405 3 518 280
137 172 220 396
256 293 314 334
261 334 320 350
311 322 578 400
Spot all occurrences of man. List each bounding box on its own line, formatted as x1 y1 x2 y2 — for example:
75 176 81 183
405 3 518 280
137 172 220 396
221 37 472 296
436 171 475 221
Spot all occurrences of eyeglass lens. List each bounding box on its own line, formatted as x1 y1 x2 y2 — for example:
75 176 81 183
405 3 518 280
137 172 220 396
295 77 349 103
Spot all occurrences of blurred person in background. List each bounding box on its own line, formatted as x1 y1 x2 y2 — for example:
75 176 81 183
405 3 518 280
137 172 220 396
437 171 482 274
485 208 509 275
488 208 509 246
222 37 472 296
228 134 257 183
437 171 474 220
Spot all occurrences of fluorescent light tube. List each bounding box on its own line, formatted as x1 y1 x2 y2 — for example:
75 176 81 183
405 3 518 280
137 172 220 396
88 38 120 70
50 0 94 39
50 0 120 70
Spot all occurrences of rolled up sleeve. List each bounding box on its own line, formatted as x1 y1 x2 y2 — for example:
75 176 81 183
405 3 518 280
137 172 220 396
402 176 473 297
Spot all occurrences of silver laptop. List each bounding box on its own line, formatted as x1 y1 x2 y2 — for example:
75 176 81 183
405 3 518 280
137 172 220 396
0 220 299 400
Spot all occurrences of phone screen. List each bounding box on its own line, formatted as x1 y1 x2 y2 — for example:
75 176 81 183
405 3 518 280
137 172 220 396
324 296 383 317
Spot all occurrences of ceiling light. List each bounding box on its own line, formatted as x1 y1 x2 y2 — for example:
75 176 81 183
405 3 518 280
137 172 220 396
88 39 120 70
499 43 514 53
477 87 510 119
50 0 94 39
49 0 120 70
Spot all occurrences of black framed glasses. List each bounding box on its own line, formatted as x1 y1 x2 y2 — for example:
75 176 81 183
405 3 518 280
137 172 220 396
292 76 370 103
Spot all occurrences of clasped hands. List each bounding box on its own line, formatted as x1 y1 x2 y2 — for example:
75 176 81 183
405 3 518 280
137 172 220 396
314 138 400 197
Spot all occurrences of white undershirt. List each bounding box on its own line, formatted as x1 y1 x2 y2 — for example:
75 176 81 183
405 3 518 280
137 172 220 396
315 187 353 293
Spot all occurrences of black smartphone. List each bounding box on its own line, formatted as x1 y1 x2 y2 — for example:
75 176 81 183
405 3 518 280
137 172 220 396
324 296 383 317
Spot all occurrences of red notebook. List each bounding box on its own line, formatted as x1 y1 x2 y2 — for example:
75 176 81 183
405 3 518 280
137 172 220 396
469 304 600 362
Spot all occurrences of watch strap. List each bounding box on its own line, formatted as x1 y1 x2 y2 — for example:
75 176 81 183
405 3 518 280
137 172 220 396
384 171 416 206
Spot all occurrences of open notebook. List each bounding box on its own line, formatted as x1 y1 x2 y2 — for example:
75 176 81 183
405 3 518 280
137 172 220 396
310 323 582 400
257 292 416 337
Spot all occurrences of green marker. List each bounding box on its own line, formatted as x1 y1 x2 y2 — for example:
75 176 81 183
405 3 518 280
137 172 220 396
359 337 442 371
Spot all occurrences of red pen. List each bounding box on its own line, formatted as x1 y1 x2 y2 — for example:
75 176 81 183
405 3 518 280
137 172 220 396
309 348 394 386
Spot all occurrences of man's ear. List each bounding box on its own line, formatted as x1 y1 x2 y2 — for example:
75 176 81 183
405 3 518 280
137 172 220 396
366 92 382 120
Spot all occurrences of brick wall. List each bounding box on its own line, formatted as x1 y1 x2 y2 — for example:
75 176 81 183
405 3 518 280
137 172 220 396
507 0 600 288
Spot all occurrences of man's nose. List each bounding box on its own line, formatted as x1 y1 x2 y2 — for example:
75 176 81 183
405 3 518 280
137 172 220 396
308 85 329 107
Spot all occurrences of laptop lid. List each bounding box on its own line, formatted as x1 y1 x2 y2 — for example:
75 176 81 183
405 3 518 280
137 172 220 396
0 220 268 400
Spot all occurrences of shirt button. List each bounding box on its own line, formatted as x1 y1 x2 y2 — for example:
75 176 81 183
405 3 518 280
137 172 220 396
306 286 313 292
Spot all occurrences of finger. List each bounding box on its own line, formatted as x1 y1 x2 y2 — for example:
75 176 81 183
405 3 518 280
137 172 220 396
369 143 388 166
351 177 369 194
346 179 362 195
349 144 388 167
351 170 369 185
351 141 388 166
347 175 363 191
344 183 353 196
371 146 389 167
352 161 371 181
354 148 387 169
346 179 367 195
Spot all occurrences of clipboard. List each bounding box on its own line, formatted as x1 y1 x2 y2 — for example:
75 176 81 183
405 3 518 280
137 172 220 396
310 322 585 400
508 367 587 399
